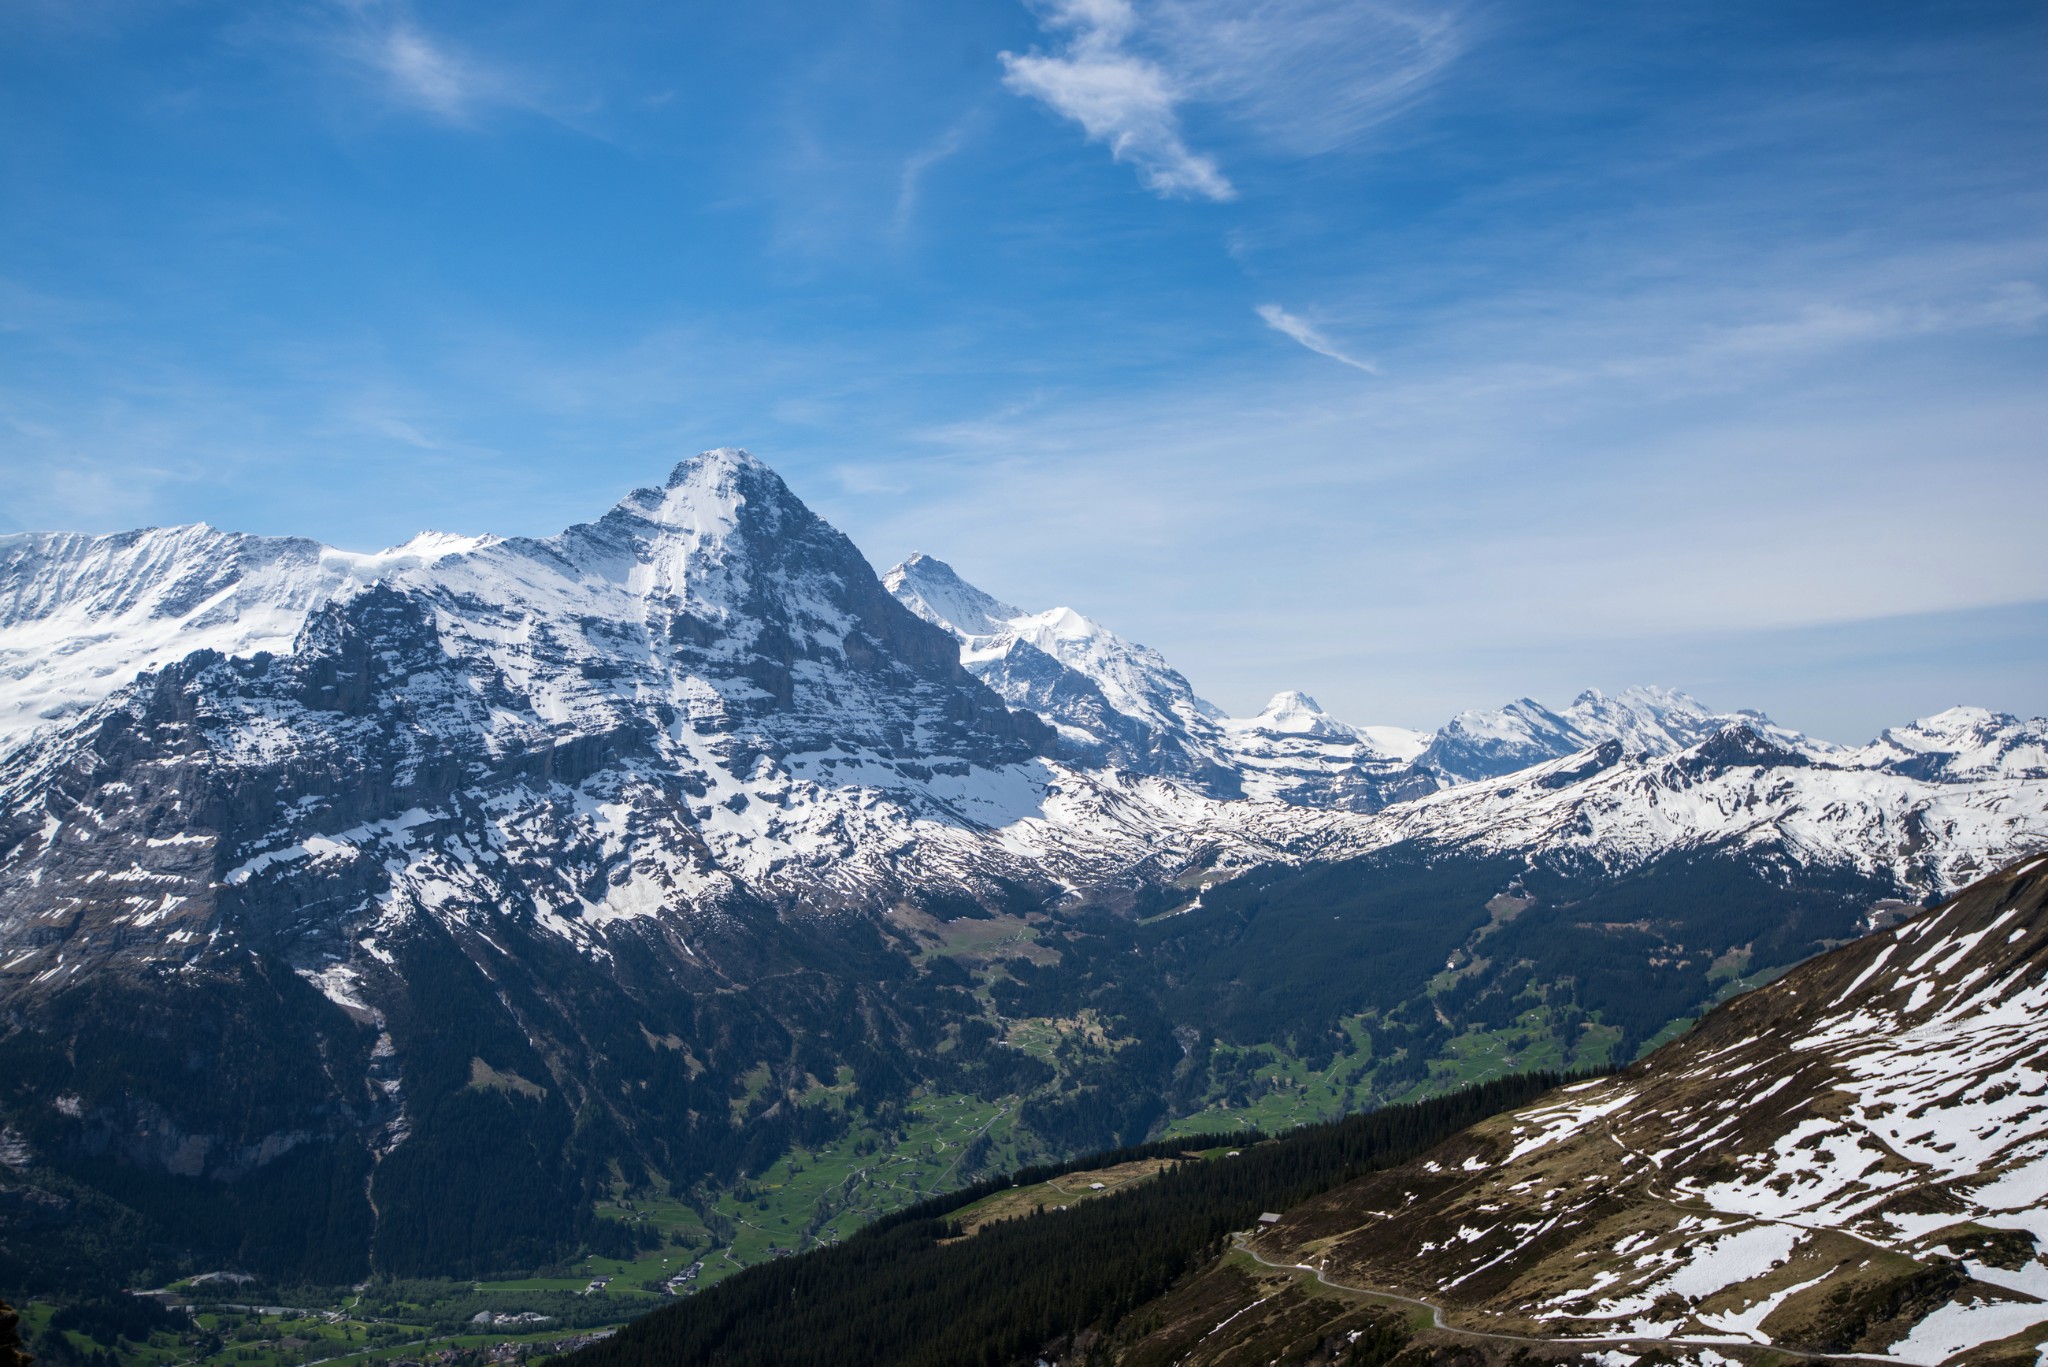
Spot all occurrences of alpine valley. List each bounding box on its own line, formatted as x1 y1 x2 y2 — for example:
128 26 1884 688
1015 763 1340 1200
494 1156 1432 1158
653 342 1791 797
571 843 2048 1367
2 451 2044 1337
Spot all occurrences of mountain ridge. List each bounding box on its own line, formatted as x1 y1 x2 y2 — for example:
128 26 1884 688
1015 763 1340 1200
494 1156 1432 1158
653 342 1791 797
2 449 2044 1297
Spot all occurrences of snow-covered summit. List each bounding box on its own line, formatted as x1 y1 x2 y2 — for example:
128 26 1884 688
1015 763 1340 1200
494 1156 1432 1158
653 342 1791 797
1847 705 2048 782
1223 690 1429 759
396 450 1046 770
884 552 1023 639
370 530 502 562
1213 690 1435 810
1234 690 1345 737
1418 685 1801 783
1564 684 1809 755
884 552 1235 791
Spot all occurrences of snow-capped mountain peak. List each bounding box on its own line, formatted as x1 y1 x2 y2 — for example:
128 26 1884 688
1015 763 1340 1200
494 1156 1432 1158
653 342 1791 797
1224 690 1427 761
1417 685 1806 783
364 530 502 563
1563 683 1800 755
1418 696 1583 782
883 552 1024 640
1214 689 1436 809
1847 705 2048 781
629 447 760 533
883 552 1237 790
1239 689 1343 735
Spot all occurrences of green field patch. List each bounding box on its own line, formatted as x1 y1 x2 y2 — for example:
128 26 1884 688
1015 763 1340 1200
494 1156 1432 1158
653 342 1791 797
886 905 1060 965
671 1089 1026 1291
1163 1017 1378 1136
1708 940 1755 983
466 1056 546 1100
1002 1007 1130 1064
947 1154 1188 1234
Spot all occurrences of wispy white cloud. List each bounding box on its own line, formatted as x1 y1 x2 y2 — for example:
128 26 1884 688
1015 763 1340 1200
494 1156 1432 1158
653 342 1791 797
1000 0 1461 197
893 119 977 236
1257 303 1379 373
317 1 536 126
1000 0 1235 201
357 411 441 449
1156 0 1461 156
370 21 480 118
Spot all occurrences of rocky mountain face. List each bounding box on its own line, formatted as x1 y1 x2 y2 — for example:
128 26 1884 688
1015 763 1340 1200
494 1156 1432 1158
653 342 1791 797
0 452 1089 1282
0 451 1062 989
1 449 2044 1291
0 524 494 747
1242 851 2048 1366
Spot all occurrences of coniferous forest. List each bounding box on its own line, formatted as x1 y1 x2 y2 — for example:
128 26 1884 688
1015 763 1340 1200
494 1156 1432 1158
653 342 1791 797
566 1072 1573 1367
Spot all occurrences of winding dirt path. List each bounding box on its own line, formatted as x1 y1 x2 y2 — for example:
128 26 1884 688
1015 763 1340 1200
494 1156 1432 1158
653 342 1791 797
1229 1234 1902 1364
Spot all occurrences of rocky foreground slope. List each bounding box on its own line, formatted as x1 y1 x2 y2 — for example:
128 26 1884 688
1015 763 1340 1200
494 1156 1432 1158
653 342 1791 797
1232 851 2048 1366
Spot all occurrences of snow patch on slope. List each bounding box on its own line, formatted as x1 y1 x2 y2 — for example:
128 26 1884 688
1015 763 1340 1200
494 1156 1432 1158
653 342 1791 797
0 523 493 748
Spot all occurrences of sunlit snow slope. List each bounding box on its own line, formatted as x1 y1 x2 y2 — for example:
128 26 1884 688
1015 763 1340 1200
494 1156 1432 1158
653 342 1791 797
0 525 492 748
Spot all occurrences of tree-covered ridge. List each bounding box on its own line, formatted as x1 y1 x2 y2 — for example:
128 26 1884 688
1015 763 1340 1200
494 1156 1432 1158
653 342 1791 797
566 1073 1574 1367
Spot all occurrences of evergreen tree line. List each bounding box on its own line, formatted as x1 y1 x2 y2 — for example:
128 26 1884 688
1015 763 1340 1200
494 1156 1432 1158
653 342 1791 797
565 1071 1581 1367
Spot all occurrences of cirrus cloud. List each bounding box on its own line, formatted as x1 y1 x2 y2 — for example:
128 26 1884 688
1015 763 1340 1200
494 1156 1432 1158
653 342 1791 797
1000 0 1462 199
1257 303 1380 373
1000 0 1235 200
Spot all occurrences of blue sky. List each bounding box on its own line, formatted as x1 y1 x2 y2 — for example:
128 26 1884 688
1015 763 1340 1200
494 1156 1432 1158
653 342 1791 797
3 0 2044 739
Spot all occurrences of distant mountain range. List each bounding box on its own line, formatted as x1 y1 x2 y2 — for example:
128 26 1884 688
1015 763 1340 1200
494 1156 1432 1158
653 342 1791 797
4 452 2038 959
1 449 2042 1291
